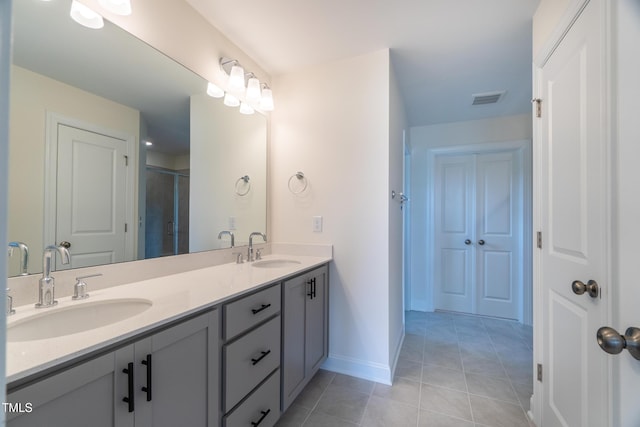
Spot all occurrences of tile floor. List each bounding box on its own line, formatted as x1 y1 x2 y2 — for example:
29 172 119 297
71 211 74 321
276 310 534 427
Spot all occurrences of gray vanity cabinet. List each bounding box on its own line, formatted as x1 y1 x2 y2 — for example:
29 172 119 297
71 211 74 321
281 265 329 411
6 309 219 427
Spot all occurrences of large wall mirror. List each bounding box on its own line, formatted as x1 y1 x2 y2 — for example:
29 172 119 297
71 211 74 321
7 0 267 277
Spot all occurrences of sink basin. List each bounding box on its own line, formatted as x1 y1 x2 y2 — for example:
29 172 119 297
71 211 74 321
252 259 301 269
7 298 153 342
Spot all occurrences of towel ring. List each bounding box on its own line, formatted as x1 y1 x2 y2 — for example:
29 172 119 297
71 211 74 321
235 175 251 196
288 172 308 194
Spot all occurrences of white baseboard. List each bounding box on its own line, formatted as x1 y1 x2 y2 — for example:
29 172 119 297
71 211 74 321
321 353 393 386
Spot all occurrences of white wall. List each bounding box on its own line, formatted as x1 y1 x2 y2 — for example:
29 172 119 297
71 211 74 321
408 114 532 310
8 65 140 276
271 49 399 383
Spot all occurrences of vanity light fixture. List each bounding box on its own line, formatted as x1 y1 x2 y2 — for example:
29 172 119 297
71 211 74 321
259 84 274 111
219 57 274 111
224 93 240 108
70 0 104 29
98 0 132 16
206 82 224 98
239 102 255 115
245 75 261 104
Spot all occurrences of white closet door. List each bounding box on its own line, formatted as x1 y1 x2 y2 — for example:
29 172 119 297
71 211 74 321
475 151 522 319
433 154 475 314
433 150 523 320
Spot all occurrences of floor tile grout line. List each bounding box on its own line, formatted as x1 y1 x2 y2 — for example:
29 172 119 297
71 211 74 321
299 372 335 426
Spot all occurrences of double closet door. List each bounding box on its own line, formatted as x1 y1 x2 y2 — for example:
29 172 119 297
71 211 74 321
433 149 524 320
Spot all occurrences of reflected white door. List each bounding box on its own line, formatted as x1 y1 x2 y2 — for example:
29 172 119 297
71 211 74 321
539 0 608 425
434 149 523 319
56 124 129 269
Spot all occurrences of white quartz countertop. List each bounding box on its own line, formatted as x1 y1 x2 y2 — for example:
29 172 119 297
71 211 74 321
6 254 331 386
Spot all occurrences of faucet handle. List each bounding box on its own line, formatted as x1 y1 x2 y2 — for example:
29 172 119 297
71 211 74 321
232 252 244 264
6 288 15 316
255 248 263 260
73 273 102 300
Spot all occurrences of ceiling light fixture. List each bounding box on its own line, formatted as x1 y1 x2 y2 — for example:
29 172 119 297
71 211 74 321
98 0 132 16
206 82 224 98
70 0 104 29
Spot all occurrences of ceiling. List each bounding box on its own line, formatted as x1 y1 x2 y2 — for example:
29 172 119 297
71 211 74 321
186 0 540 127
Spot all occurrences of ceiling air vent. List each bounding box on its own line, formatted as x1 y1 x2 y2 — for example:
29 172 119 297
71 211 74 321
472 91 506 105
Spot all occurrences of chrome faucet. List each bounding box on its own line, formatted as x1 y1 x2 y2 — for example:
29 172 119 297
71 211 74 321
36 245 71 308
248 232 267 262
7 241 29 276
218 230 235 248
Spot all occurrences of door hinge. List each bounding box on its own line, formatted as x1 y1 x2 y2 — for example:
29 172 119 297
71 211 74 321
532 98 542 118
537 363 543 382
537 231 542 249
125 223 128 233
124 155 129 166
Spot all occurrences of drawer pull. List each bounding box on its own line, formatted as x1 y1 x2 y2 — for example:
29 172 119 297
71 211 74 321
251 303 272 315
251 409 271 427
141 354 152 402
122 362 135 412
251 350 271 365
307 278 316 300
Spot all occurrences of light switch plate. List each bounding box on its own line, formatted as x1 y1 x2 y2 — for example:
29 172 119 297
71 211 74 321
312 216 323 232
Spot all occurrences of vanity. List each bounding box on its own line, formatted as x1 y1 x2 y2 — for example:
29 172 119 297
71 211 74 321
5 254 330 427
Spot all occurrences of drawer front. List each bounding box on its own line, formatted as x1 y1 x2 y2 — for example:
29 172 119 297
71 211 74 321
224 370 280 427
224 315 281 412
224 284 281 339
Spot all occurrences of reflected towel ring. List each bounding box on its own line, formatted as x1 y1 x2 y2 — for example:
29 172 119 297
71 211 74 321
235 175 251 196
288 171 308 194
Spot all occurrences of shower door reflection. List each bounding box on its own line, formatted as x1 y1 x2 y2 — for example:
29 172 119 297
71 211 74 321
145 167 189 258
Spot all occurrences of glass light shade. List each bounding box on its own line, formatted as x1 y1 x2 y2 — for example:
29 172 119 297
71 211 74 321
98 0 132 15
239 102 255 115
228 64 245 92
245 77 261 103
223 93 240 108
259 88 274 111
206 82 224 98
70 1 104 29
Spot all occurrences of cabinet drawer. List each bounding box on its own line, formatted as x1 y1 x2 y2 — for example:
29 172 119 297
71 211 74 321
224 370 280 427
224 284 281 339
224 315 281 412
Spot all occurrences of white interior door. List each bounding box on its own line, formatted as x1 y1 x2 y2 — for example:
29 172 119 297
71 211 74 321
475 151 522 319
434 150 523 319
539 0 608 425
56 124 129 269
434 154 475 314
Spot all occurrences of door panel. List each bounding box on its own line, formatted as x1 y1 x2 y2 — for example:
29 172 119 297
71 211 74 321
56 124 128 269
539 1 607 425
434 155 474 314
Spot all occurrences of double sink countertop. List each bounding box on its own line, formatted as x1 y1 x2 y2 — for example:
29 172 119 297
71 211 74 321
6 254 331 388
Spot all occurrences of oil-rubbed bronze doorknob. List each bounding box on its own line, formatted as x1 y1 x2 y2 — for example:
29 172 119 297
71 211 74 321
478 240 485 245
464 239 472 245
572 280 599 298
59 241 71 249
597 326 640 361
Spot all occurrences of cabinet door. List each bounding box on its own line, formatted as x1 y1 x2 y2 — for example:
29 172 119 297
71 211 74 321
7 350 134 427
305 267 328 374
135 310 219 427
282 265 329 411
